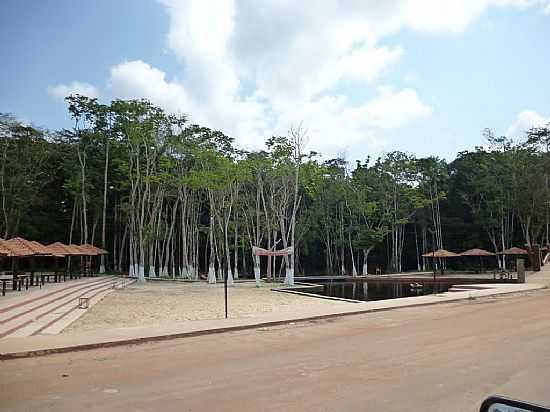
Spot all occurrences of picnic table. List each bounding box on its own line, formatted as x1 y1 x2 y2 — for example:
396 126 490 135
0 273 31 296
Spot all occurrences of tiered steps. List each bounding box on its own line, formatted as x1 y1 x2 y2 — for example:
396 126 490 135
0 276 132 338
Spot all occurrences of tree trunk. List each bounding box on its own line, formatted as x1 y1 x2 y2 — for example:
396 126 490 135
77 145 88 245
99 139 109 273
348 229 357 277
207 215 216 284
233 221 239 280
362 247 373 276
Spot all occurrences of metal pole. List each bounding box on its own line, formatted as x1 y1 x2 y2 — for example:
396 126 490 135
224 268 228 319
433 250 436 282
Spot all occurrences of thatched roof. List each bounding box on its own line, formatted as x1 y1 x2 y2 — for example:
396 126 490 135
68 244 97 256
461 248 495 257
0 239 13 256
29 241 65 258
0 237 39 257
422 249 461 258
47 242 80 256
26 240 54 256
80 244 108 255
499 247 529 255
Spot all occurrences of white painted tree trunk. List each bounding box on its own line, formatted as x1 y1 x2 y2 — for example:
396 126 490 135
234 222 239 280
149 265 156 278
129 264 135 278
362 248 372 276
254 260 261 287
99 263 106 274
208 264 216 284
284 266 294 286
138 265 145 283
227 269 234 286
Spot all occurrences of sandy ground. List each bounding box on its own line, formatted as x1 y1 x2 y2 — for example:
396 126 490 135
2 289 550 412
65 280 351 332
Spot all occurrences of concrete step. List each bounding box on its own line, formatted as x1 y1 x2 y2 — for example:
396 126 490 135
0 277 120 339
0 277 115 319
0 277 112 312
13 280 128 337
38 279 135 335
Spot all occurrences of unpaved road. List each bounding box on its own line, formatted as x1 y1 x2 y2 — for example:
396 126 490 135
2 290 550 412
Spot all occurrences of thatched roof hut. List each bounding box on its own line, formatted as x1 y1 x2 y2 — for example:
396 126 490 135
460 248 495 257
79 244 108 255
499 247 529 255
422 249 461 258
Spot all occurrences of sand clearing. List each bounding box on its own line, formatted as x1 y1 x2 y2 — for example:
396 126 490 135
65 280 352 332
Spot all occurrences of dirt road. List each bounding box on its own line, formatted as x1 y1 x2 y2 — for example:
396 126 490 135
2 290 550 412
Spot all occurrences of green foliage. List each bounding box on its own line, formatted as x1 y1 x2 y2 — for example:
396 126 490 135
3 97 550 275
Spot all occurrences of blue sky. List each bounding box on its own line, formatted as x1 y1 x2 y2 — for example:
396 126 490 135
1 0 549 161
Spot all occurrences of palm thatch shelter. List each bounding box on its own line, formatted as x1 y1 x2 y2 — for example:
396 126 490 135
1 237 38 257
461 248 495 257
68 244 101 275
499 247 529 256
78 244 107 275
498 247 529 271
422 249 461 276
69 244 96 255
422 249 461 258
0 237 47 289
461 248 496 273
80 244 108 255
47 242 87 279
0 240 13 256
47 242 76 257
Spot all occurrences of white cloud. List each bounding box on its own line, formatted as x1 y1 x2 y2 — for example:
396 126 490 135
109 0 436 153
150 0 547 155
354 86 433 129
47 81 99 100
271 87 432 154
51 0 549 157
506 110 550 138
109 60 192 116
107 60 272 148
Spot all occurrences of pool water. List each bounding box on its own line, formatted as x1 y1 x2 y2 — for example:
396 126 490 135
312 281 450 301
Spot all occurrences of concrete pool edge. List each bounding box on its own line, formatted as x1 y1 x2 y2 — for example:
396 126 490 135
0 282 545 361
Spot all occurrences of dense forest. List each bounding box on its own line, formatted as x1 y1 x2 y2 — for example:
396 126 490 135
1 96 550 283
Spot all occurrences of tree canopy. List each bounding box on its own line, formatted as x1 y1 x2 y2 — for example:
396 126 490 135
2 95 549 279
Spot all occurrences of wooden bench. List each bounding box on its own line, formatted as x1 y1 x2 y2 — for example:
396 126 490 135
493 271 514 280
0 276 11 296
